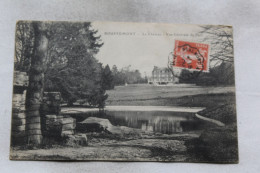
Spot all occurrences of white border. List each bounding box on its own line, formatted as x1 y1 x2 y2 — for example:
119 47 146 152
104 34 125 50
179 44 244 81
1 0 260 173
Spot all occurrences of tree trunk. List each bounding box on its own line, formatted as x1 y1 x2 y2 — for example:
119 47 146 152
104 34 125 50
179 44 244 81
26 22 48 145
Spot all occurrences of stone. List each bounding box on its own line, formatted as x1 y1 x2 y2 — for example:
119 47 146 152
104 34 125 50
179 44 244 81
41 92 61 114
65 134 88 146
61 130 74 137
12 118 26 126
43 115 76 138
43 114 62 138
12 112 26 119
11 71 28 146
45 114 57 120
13 71 29 87
77 117 113 133
61 117 76 136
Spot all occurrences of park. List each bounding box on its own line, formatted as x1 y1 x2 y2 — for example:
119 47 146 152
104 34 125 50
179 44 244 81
10 21 238 163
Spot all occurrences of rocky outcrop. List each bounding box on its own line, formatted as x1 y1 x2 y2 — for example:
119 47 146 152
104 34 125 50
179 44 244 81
77 117 113 133
41 92 61 115
11 71 28 145
77 117 142 136
65 134 88 146
43 115 76 138
42 114 88 146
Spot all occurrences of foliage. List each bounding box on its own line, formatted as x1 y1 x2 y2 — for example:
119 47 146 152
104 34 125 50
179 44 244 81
14 21 107 108
179 62 234 85
101 65 114 90
111 65 147 86
43 22 105 107
15 21 35 72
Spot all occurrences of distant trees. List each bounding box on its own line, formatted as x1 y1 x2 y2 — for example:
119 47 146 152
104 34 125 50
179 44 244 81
111 65 147 85
101 65 114 90
179 61 234 85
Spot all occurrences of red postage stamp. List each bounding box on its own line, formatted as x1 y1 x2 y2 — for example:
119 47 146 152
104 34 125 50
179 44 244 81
173 40 210 72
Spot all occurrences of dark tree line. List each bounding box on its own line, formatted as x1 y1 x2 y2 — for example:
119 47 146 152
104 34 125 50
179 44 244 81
96 64 148 90
179 61 235 85
111 65 148 86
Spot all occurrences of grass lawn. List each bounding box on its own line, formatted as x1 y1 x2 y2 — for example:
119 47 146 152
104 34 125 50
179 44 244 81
106 84 236 108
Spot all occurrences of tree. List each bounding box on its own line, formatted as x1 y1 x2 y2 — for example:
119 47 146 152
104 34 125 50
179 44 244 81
199 25 233 65
43 22 105 106
86 63 108 108
102 65 114 90
15 21 35 72
198 25 234 85
111 65 125 86
25 21 49 145
111 65 147 85
112 65 118 75
14 21 107 145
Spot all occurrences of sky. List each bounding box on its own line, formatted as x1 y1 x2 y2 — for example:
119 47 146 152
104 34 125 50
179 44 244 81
92 22 203 76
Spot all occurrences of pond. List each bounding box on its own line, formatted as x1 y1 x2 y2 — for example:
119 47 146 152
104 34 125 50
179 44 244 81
70 110 210 134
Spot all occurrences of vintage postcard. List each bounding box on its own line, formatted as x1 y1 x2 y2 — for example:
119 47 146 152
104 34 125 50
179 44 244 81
10 21 238 163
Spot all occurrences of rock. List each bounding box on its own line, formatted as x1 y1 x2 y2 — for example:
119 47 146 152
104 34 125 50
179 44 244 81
13 71 29 87
45 114 57 119
77 117 142 137
60 117 76 137
77 117 113 133
42 115 62 138
45 114 58 126
41 92 61 114
61 117 76 127
61 130 74 137
65 134 88 146
11 71 28 146
11 131 26 145
43 115 76 138
12 112 26 119
12 118 26 126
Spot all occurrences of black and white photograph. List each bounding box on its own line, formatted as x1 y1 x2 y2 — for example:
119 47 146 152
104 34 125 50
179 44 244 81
10 21 238 163
2 0 260 173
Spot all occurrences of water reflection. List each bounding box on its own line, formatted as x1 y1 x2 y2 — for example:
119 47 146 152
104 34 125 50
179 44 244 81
104 111 200 134
73 111 206 134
